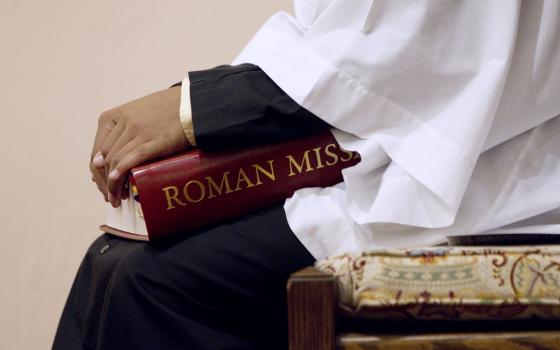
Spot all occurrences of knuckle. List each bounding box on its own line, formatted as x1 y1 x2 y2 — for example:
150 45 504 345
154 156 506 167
106 175 115 189
93 175 105 188
90 165 100 177
134 145 148 160
104 154 113 169
91 169 101 181
100 145 109 157
126 120 142 134
110 156 122 172
99 108 123 127
121 111 133 124
98 111 111 125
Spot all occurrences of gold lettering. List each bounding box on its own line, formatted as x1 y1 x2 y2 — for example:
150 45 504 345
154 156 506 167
252 160 276 185
234 168 256 191
286 150 313 176
340 149 354 162
312 147 325 169
183 180 206 203
162 186 186 210
324 143 339 166
206 172 233 199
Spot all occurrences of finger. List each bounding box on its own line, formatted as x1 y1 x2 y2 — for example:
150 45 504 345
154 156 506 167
91 151 107 177
103 126 136 178
90 113 117 198
107 141 159 207
98 120 125 167
93 159 107 197
105 138 143 204
90 162 108 201
91 112 117 164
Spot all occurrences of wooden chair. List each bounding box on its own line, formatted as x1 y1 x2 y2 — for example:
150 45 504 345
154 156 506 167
287 246 560 350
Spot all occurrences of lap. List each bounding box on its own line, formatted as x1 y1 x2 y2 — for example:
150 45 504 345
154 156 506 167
101 204 312 301
54 205 314 350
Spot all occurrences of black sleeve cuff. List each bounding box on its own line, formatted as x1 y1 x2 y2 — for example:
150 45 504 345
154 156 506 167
188 64 329 151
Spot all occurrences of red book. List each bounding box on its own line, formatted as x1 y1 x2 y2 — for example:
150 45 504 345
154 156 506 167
101 131 360 241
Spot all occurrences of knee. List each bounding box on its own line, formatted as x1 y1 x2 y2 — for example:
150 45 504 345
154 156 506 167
77 234 123 279
106 246 192 314
81 235 147 279
83 234 111 259
111 247 155 290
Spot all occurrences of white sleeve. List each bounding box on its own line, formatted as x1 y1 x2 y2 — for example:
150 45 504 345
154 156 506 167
234 0 560 258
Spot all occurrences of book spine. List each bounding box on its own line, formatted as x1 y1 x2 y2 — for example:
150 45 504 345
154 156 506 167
131 131 359 240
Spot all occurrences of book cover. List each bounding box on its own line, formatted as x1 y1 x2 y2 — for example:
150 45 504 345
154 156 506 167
101 131 360 241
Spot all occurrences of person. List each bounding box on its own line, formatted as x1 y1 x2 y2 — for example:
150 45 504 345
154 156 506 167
53 1 560 349
53 65 328 350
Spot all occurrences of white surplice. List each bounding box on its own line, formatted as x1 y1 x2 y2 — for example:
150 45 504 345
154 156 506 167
233 0 560 259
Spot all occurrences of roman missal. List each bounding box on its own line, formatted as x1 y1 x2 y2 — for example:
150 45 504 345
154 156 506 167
102 131 360 241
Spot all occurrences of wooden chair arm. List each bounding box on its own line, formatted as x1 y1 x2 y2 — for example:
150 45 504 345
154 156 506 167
287 267 338 350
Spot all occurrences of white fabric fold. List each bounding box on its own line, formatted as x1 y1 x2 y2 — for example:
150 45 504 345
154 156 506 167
233 0 560 259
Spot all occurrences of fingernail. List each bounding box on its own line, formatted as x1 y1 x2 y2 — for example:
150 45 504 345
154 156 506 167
93 152 105 167
109 169 119 180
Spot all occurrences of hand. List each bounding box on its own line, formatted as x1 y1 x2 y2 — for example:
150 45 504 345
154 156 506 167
90 86 191 207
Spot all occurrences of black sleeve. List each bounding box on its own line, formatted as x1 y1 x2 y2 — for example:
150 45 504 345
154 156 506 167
188 64 330 151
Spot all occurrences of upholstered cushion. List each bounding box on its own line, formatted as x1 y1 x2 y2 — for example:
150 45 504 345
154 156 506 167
316 246 560 320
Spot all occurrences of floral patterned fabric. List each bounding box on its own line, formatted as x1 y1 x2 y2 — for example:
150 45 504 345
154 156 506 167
316 246 560 320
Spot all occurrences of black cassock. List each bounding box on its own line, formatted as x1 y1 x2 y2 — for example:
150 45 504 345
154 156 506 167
52 64 329 350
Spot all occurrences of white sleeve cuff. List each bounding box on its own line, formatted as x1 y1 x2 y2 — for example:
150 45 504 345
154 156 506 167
179 75 196 147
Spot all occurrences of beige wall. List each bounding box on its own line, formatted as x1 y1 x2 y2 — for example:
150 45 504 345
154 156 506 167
0 1 290 348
